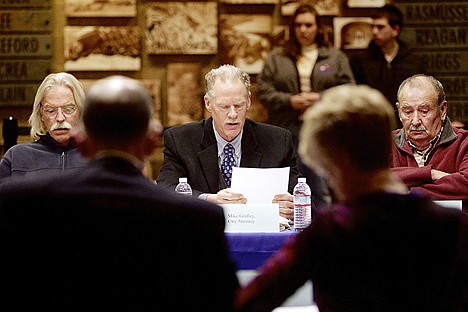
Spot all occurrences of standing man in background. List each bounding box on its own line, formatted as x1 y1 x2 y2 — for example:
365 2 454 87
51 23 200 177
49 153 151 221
350 4 425 125
0 72 87 179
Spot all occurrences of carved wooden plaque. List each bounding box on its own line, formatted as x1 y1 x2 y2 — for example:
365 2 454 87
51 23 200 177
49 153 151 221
0 60 51 82
0 34 52 57
0 0 51 8
0 84 39 106
0 10 51 32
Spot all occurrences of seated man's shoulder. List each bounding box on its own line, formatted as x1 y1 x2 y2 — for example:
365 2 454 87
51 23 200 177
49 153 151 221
164 120 205 137
454 125 468 137
248 119 291 136
4 141 39 154
0 171 57 199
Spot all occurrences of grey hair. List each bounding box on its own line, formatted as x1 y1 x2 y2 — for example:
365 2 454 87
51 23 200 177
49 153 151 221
28 72 85 140
397 74 446 111
204 64 251 100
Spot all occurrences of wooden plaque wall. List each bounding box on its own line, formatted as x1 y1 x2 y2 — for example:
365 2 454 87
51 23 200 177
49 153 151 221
0 2 52 107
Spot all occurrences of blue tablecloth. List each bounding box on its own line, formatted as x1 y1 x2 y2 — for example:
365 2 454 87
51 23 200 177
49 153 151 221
225 229 297 270
226 201 467 270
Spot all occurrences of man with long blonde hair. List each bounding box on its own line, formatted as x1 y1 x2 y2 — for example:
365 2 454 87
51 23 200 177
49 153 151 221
0 72 87 179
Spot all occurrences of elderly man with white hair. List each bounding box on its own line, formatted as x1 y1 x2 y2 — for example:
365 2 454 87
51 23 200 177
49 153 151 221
0 72 87 179
392 74 468 199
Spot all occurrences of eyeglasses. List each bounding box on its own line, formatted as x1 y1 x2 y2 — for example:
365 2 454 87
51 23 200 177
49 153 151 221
42 105 77 117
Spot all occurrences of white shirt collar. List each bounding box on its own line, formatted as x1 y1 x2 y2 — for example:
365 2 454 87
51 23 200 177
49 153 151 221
212 123 242 159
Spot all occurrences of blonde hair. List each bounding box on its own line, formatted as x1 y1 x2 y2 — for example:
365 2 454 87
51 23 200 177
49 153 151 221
28 72 85 140
299 84 395 172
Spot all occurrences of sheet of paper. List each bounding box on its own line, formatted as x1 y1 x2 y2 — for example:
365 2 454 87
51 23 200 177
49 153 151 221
433 200 462 210
230 167 290 204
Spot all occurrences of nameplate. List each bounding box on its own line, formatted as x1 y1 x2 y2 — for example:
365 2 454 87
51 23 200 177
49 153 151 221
221 204 279 233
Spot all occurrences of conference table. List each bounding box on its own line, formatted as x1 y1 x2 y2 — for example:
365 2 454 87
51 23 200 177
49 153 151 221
224 200 466 271
224 200 467 271
225 227 314 307
225 228 297 270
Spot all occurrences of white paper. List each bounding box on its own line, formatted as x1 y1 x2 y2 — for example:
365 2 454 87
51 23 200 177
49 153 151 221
230 167 290 204
273 306 319 312
434 200 462 210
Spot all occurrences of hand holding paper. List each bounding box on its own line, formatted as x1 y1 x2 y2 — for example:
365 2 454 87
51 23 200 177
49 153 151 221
230 167 290 204
208 188 247 204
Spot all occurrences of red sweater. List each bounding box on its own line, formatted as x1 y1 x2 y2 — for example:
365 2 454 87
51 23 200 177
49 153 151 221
392 119 468 199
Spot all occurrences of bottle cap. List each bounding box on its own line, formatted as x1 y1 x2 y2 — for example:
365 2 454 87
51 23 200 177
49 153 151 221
179 177 188 183
298 177 306 183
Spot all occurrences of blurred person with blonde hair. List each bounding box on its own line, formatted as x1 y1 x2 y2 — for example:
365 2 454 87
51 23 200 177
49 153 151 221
235 84 467 312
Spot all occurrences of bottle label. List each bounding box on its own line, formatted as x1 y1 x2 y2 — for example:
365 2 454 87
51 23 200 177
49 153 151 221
294 194 311 205
294 194 312 231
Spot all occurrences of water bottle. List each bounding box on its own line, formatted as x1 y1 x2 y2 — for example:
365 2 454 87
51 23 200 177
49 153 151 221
175 177 192 196
293 177 311 232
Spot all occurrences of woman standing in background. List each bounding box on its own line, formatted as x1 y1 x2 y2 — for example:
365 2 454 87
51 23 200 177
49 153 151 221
257 4 355 207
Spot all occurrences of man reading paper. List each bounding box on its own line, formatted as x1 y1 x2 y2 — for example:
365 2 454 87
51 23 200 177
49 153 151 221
157 65 301 219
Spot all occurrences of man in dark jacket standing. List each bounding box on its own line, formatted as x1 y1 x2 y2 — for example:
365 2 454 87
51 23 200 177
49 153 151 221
350 4 424 121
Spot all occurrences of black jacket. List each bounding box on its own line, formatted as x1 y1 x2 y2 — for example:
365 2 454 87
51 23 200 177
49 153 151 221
157 117 300 196
350 40 425 106
0 156 239 311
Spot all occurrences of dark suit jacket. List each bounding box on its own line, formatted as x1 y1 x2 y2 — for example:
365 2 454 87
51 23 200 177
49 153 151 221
0 157 238 312
157 117 300 197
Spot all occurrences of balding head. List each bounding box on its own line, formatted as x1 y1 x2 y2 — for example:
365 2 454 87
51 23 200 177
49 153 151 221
84 76 154 143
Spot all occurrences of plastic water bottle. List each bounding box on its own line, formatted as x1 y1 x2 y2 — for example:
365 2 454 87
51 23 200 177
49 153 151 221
293 177 311 232
175 177 192 196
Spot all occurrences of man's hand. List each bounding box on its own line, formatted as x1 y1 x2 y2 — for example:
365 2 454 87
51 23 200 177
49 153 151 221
273 193 294 220
207 188 247 204
431 169 450 181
